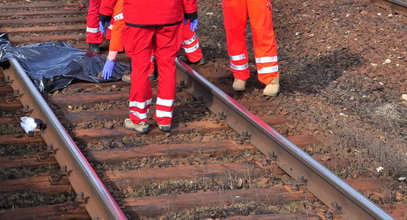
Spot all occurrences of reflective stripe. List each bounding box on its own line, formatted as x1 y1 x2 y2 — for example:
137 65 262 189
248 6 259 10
114 13 123 21
156 97 174 107
229 54 246 61
156 110 173 118
258 65 279 74
86 27 100 33
130 110 148 119
182 34 197 45
129 99 152 109
255 56 278 63
183 43 200 53
230 63 248 70
108 24 113 30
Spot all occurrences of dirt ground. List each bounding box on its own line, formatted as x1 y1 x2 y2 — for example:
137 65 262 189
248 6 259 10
194 0 407 204
3 0 405 216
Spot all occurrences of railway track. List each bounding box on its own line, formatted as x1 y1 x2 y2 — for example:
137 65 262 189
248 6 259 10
372 0 407 16
0 68 91 219
1 0 406 219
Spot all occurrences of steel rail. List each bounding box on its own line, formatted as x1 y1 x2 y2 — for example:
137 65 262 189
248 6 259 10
4 58 127 220
385 0 407 7
176 59 393 220
373 0 407 15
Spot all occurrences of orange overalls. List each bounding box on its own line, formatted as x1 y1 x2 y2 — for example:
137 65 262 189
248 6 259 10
222 0 279 85
107 0 124 51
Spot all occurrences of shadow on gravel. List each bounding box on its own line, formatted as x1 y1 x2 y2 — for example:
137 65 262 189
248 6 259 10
282 47 364 94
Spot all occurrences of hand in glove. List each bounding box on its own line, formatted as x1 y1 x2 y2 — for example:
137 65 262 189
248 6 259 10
102 59 115 80
99 21 109 34
189 19 198 32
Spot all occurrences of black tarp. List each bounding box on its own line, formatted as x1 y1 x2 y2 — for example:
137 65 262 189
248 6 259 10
0 33 129 92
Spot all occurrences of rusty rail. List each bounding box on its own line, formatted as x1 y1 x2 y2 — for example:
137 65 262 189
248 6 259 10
372 0 407 15
176 59 393 220
4 58 127 220
386 0 407 7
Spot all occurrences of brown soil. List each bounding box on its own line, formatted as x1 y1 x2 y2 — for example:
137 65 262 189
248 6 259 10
194 0 407 207
3 0 406 217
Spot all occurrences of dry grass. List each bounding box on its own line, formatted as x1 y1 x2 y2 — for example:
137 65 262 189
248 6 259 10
336 126 407 178
373 103 407 132
0 191 70 209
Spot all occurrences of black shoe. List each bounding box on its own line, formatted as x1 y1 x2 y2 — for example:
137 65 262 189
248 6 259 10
195 56 206 65
88 43 100 53
179 55 206 65
158 123 171 132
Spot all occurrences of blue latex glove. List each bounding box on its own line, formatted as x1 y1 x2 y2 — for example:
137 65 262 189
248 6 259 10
102 59 115 80
99 21 109 34
189 19 198 32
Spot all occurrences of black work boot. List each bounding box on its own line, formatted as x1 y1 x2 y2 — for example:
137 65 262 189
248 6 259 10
88 43 100 53
178 55 206 65
158 123 171 132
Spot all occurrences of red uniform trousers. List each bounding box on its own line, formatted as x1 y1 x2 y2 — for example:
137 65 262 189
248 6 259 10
86 0 112 44
223 0 279 85
181 21 203 63
123 24 182 125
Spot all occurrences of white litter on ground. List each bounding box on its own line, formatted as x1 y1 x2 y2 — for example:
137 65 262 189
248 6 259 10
20 116 37 133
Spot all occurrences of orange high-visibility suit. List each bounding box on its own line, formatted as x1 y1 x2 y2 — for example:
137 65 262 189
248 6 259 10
101 0 124 52
223 0 279 85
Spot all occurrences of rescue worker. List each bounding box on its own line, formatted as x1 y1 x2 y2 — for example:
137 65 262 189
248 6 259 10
85 0 113 53
99 0 156 82
223 0 280 96
121 0 198 133
99 0 204 81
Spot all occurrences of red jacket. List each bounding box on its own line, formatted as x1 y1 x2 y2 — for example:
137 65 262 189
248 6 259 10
100 0 118 21
123 0 197 27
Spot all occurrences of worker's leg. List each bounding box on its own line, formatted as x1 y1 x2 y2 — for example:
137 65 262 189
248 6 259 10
153 24 182 128
223 0 250 81
86 0 103 48
181 21 204 63
248 0 279 85
123 26 155 126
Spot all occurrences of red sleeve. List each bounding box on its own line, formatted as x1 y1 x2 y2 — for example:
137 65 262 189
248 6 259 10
183 0 197 20
100 0 118 17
